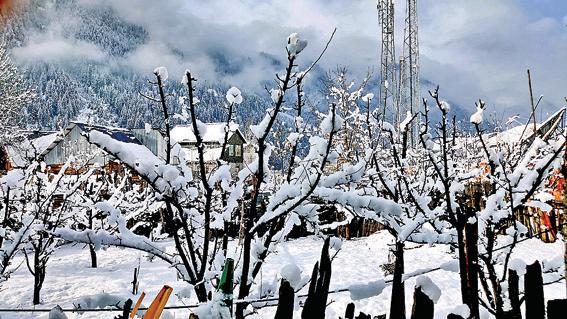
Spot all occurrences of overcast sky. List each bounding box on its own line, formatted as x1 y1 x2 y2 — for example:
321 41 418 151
14 0 567 118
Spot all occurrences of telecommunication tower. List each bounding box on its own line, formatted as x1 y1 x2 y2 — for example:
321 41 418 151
400 0 421 144
377 0 398 125
378 0 421 143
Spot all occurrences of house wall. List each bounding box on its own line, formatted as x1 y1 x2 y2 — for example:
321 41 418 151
131 129 168 161
43 125 107 166
223 133 245 163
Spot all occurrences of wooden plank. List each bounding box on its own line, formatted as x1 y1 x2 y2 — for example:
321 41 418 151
525 261 545 319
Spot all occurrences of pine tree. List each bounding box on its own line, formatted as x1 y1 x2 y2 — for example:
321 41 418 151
0 39 34 141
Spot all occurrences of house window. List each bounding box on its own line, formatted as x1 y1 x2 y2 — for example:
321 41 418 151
235 145 241 156
228 145 234 156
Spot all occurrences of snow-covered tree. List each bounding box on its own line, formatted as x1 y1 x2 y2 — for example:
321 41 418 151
0 39 35 142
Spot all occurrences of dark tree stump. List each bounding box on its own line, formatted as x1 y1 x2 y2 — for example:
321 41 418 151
355 313 371 319
345 303 355 319
508 269 521 319
547 299 567 319
301 238 332 319
410 287 434 319
117 299 132 319
274 280 294 319
525 261 545 319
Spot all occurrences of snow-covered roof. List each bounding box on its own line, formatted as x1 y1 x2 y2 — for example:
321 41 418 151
32 132 59 152
487 107 565 147
171 123 243 144
2 132 59 167
40 122 142 159
487 124 538 147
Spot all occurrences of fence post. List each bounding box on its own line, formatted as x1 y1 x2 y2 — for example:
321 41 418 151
508 269 521 319
345 303 355 319
547 299 567 319
301 238 332 319
525 261 545 319
410 287 434 319
274 279 294 319
132 267 140 295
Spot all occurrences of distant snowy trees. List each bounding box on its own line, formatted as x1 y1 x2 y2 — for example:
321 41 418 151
0 39 34 141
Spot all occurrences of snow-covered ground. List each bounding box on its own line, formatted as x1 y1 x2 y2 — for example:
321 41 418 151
0 231 564 318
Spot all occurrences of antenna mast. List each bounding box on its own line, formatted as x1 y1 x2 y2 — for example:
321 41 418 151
400 0 421 144
378 0 398 125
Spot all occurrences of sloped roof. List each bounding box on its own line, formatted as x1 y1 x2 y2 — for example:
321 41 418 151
487 107 565 147
40 122 142 158
2 132 59 167
74 122 141 144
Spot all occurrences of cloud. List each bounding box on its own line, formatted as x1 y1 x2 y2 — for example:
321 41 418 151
418 0 567 115
15 0 567 116
12 35 106 63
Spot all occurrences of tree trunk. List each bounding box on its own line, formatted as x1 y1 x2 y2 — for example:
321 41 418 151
464 213 479 319
389 241 405 319
456 219 471 309
236 232 252 319
222 221 229 257
33 250 45 305
0 186 9 248
89 244 97 268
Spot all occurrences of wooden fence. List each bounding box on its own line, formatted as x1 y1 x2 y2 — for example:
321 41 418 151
2 240 564 318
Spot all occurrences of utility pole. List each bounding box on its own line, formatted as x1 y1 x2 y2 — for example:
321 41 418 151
527 69 537 133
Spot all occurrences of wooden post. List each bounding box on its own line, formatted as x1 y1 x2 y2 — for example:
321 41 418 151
132 267 139 295
547 299 567 319
143 286 173 319
527 69 537 132
130 292 145 319
525 261 545 319
508 269 521 319
345 303 355 319
274 280 294 319
301 238 332 319
410 287 434 319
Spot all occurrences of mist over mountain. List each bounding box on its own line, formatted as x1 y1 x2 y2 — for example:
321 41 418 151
3 0 472 133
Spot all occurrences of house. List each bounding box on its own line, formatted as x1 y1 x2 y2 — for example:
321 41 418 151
131 127 168 161
170 122 249 174
39 122 144 173
0 131 58 175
